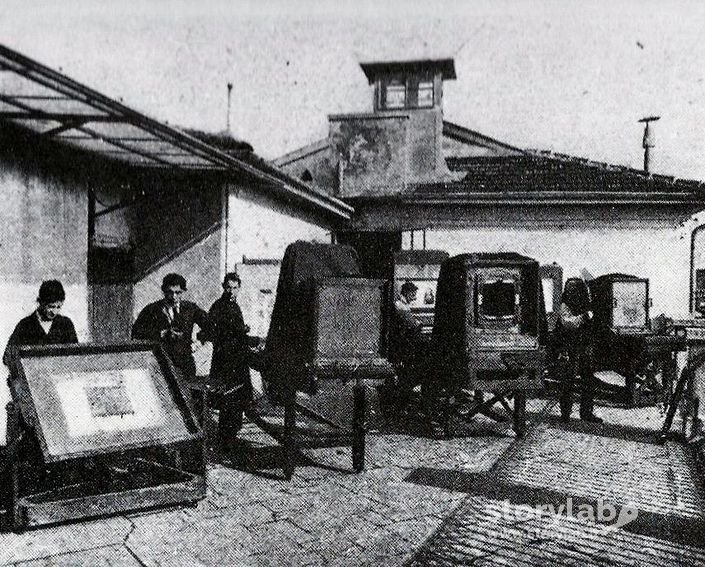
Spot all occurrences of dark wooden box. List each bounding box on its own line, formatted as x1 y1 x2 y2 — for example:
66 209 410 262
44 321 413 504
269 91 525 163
432 252 546 391
589 273 650 335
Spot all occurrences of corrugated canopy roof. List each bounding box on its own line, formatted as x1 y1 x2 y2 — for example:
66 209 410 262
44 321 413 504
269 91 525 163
0 44 353 220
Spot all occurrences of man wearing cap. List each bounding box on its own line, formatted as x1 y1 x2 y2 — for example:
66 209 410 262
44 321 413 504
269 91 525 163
3 280 78 365
131 273 209 380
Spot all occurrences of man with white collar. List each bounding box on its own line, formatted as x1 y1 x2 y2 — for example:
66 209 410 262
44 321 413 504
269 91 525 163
3 280 78 365
131 273 209 381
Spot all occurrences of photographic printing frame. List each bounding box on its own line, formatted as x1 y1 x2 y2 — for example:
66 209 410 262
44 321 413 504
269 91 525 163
6 341 202 463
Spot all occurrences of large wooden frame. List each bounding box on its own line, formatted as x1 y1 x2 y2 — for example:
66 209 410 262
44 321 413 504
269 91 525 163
1 341 206 532
430 253 546 437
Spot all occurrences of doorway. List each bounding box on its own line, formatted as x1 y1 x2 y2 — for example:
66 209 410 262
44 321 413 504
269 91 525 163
88 246 135 342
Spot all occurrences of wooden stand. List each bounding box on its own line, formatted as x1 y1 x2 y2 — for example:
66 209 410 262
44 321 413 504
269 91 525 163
661 349 705 443
437 374 537 439
257 267 396 479
250 370 390 480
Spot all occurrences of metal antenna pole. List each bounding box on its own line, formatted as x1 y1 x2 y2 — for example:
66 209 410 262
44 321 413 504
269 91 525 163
226 82 233 133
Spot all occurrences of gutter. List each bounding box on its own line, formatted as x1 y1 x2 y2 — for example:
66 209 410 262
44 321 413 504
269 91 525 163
403 191 705 206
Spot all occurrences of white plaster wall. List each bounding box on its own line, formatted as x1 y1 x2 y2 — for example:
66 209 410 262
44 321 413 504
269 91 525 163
0 161 89 445
0 159 90 356
227 188 332 326
227 189 332 265
425 224 692 318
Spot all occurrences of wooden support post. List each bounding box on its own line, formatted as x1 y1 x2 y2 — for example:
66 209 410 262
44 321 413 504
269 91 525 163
499 396 513 416
352 381 366 473
664 352 677 401
6 402 22 531
661 367 690 442
283 397 297 480
513 391 527 438
625 371 637 407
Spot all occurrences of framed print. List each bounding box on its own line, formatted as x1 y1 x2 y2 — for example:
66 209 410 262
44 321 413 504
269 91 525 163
7 342 201 462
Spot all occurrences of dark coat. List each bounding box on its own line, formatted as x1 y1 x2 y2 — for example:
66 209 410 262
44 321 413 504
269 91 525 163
206 295 251 392
389 302 423 366
131 299 208 378
3 312 78 365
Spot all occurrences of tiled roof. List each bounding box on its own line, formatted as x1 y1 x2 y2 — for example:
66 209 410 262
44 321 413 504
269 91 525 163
419 151 705 197
183 128 254 153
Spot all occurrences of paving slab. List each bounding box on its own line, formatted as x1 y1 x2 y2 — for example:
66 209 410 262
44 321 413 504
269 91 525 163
0 517 132 565
408 420 705 566
11 545 140 567
1 400 703 567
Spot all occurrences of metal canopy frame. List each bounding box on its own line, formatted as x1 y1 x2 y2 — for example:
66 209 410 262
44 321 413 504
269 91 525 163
0 44 353 221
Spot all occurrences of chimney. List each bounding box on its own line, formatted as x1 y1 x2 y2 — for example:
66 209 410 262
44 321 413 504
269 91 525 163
638 116 660 173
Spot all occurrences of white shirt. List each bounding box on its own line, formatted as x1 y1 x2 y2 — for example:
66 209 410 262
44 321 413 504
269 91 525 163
163 303 180 324
36 310 52 335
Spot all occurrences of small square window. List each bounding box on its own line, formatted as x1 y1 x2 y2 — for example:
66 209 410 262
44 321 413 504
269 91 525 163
383 80 406 109
417 81 434 107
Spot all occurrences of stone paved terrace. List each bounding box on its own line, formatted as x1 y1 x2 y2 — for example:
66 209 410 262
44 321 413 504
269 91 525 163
1 395 704 566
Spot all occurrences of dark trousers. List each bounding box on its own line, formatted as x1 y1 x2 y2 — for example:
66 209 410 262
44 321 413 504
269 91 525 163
217 380 252 445
559 344 597 418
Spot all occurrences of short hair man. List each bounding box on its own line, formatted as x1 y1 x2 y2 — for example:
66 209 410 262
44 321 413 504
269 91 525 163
386 280 426 412
131 273 209 380
206 272 258 452
397 281 418 311
3 280 78 365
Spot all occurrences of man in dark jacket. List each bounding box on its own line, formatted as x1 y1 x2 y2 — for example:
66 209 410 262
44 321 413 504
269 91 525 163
3 280 78 365
2 281 79 503
388 281 426 412
555 278 602 424
206 272 257 450
131 273 209 380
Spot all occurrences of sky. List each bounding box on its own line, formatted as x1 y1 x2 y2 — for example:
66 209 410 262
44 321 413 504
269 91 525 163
1 0 704 179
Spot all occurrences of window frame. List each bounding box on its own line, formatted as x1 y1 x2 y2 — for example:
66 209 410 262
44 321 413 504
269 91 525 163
378 73 435 111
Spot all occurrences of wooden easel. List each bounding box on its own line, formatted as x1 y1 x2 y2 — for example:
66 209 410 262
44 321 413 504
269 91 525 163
249 371 385 480
660 350 705 443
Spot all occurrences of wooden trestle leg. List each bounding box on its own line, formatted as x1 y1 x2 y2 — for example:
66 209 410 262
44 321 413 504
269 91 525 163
352 382 366 473
283 398 297 480
6 402 22 531
513 390 527 438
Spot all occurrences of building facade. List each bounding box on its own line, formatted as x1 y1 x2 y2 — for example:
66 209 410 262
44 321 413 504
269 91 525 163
274 56 705 318
0 44 351 365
